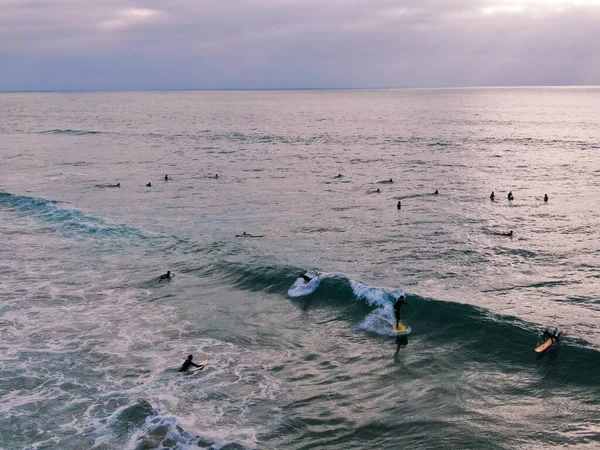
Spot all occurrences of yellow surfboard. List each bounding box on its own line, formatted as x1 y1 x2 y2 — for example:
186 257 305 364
188 360 209 374
394 321 412 335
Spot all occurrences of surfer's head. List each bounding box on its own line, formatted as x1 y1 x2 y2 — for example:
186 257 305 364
166 271 171 277
187 354 193 361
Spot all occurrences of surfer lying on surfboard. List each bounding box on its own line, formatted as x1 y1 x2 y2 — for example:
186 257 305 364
394 295 410 328
179 354 205 372
542 328 563 343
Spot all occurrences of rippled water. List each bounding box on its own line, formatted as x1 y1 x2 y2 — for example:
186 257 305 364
1 88 599 449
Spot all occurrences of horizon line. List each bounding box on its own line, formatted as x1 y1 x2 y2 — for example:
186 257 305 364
1 85 599 94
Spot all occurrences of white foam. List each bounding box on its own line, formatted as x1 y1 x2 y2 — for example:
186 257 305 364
287 271 327 297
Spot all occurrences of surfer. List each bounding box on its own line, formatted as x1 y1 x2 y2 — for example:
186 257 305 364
179 354 205 372
376 188 380 193
397 200 401 210
434 189 438 195
146 182 152 187
389 178 393 183
542 328 559 343
544 194 548 203
165 175 169 180
158 271 172 280
490 191 495 201
215 174 219 179
394 295 410 328
505 230 513 237
508 191 514 201
300 274 312 282
334 174 343 178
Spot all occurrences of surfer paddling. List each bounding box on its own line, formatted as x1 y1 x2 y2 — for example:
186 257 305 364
394 295 410 328
179 354 205 372
158 271 172 281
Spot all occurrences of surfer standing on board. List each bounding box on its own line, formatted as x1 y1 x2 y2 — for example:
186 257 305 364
394 295 410 328
179 354 205 372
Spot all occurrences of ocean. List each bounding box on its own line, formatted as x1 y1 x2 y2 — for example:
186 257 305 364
1 88 599 449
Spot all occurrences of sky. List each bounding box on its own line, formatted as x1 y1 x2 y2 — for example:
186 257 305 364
1 0 600 90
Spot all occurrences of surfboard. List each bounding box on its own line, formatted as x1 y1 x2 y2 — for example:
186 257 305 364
394 321 412 335
534 338 554 353
534 331 566 353
188 360 208 373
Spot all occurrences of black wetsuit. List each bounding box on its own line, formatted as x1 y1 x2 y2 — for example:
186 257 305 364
300 274 312 282
179 359 202 372
394 298 410 326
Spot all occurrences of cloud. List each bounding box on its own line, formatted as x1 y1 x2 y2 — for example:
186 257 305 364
0 0 599 89
97 8 162 30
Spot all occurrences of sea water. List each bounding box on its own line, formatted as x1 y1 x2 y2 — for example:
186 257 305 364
1 88 599 449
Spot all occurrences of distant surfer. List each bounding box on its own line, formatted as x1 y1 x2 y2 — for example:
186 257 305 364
376 188 380 193
158 271 172 280
505 230 513 237
179 354 205 372
397 200 401 210
165 174 169 180
389 178 393 183
508 191 514 201
434 189 438 195
215 174 219 179
544 194 548 203
113 183 120 187
490 191 495 201
394 295 410 328
300 274 312 282
334 174 343 178
146 182 152 187
542 328 561 343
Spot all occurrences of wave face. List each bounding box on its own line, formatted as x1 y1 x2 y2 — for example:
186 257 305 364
0 191 141 238
2 89 600 449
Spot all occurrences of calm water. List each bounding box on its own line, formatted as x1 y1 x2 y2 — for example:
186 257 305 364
1 88 600 449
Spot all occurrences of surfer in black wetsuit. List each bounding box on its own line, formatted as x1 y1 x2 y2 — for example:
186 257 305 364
334 174 343 178
376 188 380 193
544 194 548 203
300 274 312 282
434 190 438 195
389 178 393 183
165 175 169 180
179 354 204 372
146 182 152 187
397 200 401 210
490 191 495 201
508 191 514 201
158 271 172 280
394 295 410 328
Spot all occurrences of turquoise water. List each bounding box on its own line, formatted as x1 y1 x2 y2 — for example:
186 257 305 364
1 88 599 449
